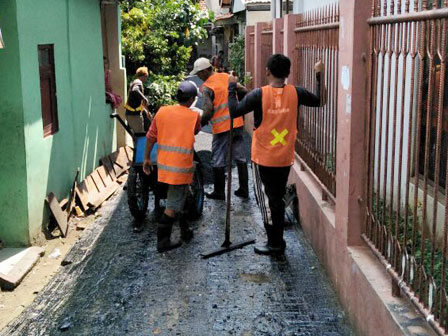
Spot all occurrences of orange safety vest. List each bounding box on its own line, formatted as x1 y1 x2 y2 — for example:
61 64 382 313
203 73 244 134
155 105 198 185
252 85 298 167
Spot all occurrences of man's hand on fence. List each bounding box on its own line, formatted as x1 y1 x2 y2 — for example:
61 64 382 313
314 60 324 74
229 74 238 84
314 60 326 107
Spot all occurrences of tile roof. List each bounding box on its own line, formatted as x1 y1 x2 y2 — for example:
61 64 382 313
215 12 234 21
245 0 271 3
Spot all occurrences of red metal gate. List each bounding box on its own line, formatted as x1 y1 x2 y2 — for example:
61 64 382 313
294 5 339 198
365 1 448 334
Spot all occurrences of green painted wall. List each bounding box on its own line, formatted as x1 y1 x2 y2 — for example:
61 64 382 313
1 0 116 246
0 0 30 246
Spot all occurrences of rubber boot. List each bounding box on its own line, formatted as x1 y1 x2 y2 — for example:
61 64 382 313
179 213 193 243
254 224 285 255
206 167 225 200
234 162 249 198
157 214 182 253
132 220 144 233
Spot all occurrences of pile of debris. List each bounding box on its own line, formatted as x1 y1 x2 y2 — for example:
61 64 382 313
0 146 133 291
46 146 133 238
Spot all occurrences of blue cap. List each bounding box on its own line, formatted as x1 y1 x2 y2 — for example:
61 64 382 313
178 81 198 98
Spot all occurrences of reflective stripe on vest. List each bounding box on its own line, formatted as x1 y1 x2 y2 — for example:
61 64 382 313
155 105 198 185
203 73 244 134
158 163 195 174
213 103 228 112
210 114 230 125
251 85 298 167
157 144 194 155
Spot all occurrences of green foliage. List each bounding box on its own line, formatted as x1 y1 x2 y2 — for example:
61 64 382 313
228 35 245 79
121 0 212 77
121 0 212 111
371 195 447 294
145 74 182 113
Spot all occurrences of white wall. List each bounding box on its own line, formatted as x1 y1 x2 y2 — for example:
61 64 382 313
233 0 245 13
294 0 338 13
247 10 272 26
206 0 222 13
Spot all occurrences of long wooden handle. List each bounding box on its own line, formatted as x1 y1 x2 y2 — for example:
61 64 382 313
224 118 234 247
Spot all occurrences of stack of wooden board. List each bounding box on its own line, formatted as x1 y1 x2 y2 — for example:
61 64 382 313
76 146 133 212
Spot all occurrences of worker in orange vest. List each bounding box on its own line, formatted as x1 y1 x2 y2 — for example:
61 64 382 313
228 54 326 255
143 81 201 253
190 58 249 200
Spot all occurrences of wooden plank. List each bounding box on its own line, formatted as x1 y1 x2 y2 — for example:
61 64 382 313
117 174 128 184
67 181 77 217
46 192 68 237
59 198 69 210
107 151 120 171
75 181 90 212
97 166 113 187
87 174 101 193
74 206 84 217
0 247 44 290
93 170 107 190
100 156 117 181
124 146 134 161
113 163 126 178
115 147 132 171
87 181 120 209
67 169 79 219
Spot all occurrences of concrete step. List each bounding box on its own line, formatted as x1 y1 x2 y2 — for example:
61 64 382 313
0 247 44 290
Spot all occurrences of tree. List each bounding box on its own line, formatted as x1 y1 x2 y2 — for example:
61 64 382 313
121 0 212 77
228 35 245 80
121 0 212 110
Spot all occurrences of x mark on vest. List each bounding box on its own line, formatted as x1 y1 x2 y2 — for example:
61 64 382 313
270 128 288 146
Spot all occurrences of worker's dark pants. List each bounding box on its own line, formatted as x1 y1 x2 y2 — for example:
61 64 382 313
252 163 290 245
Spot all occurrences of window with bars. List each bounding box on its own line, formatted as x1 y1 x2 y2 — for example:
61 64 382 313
38 44 59 137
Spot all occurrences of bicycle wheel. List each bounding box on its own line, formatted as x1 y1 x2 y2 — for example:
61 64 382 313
127 166 149 221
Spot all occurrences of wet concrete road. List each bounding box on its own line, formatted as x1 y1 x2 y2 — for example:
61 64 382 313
2 132 354 336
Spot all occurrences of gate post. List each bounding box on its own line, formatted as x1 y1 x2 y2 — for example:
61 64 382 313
254 22 264 88
283 14 297 84
335 1 371 246
273 18 283 54
245 25 254 89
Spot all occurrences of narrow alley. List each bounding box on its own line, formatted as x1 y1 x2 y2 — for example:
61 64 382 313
1 132 354 336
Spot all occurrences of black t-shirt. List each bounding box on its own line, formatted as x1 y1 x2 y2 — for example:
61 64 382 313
127 79 144 109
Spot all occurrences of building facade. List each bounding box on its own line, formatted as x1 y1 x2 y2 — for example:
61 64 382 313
0 0 126 246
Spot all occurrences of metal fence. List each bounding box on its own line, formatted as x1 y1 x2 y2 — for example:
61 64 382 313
364 1 448 333
293 5 339 198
